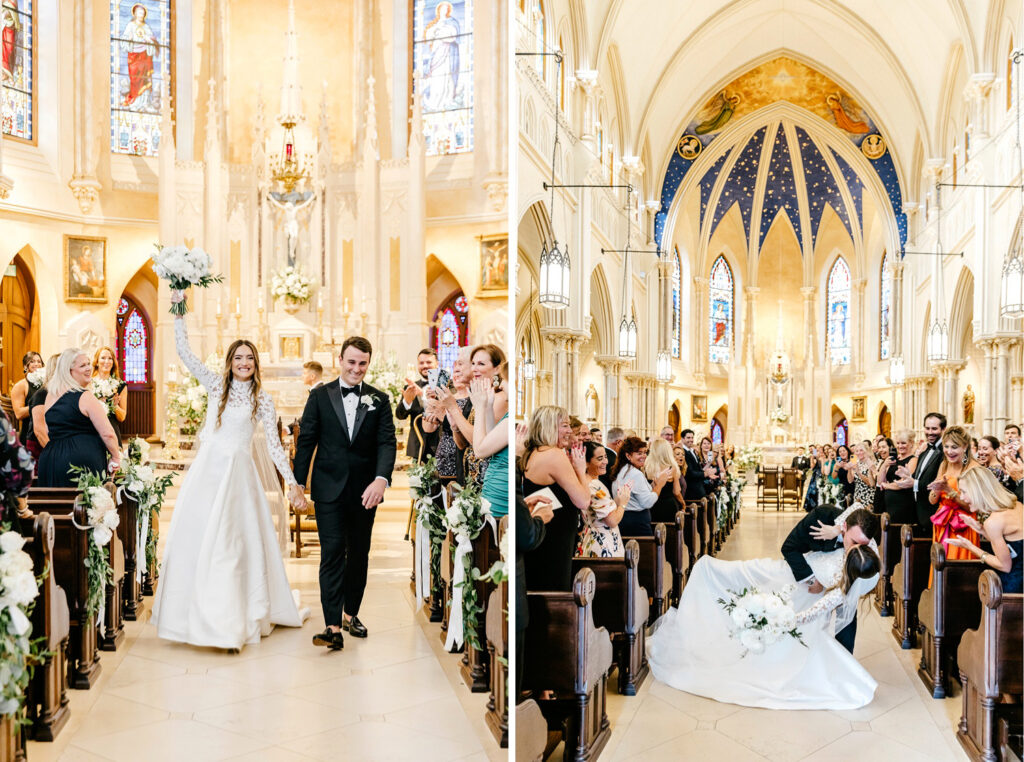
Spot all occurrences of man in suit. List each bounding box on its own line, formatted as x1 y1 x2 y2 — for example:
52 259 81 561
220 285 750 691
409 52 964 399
680 428 710 501
293 336 397 650
394 348 439 462
302 361 324 392
791 446 811 473
600 427 625 489
780 505 877 654
889 412 946 535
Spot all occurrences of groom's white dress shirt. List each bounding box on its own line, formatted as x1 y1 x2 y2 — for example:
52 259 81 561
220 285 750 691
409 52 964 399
340 383 360 431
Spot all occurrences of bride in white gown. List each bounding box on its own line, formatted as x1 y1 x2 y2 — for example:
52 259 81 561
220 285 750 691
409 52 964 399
647 528 881 710
152 313 311 650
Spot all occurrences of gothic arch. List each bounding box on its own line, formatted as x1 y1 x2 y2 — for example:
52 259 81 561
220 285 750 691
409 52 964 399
948 265 975 360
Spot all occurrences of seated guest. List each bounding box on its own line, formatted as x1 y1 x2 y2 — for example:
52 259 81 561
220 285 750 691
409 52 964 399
38 348 121 487
11 352 44 459
475 365 510 518
876 429 918 524
646 438 685 523
521 406 591 591
600 427 625 489
577 441 628 558
610 437 670 537
679 429 708 501
946 465 1023 594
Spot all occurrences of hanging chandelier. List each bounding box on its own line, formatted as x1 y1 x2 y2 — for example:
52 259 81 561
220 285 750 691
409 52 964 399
618 311 637 359
538 54 570 309
926 182 950 364
889 355 905 386
656 351 671 382
523 280 538 379
618 187 637 359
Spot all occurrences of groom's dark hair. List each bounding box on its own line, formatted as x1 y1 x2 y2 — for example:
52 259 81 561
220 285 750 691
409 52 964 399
844 508 877 540
341 336 373 359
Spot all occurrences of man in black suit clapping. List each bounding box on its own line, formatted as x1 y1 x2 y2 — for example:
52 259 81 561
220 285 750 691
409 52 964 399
394 348 439 462
680 429 713 501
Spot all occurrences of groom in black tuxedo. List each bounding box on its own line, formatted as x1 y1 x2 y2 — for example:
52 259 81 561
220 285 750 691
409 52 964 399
781 505 877 655
293 336 397 650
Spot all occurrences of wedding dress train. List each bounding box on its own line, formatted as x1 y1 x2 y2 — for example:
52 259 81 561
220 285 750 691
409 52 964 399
647 547 878 710
151 318 310 649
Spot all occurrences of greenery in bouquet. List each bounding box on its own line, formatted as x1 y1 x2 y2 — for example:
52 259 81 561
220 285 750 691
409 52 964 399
409 457 445 595
718 585 805 656
0 527 45 719
126 438 151 467
151 244 224 316
0 418 34 525
116 455 174 575
734 444 763 473
90 376 121 416
70 468 118 621
270 265 313 305
363 353 404 406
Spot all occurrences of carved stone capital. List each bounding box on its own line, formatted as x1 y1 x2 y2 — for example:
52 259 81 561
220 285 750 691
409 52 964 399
68 176 102 214
482 174 508 212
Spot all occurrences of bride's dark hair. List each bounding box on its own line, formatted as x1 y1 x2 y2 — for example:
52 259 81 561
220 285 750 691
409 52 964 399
217 339 262 427
837 545 881 595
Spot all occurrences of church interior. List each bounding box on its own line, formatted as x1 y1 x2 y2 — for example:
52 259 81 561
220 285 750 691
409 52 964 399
516 1 1023 761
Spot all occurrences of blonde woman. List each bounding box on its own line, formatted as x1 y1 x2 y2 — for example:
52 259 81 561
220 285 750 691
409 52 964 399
521 405 590 591
876 429 919 524
849 441 876 508
647 438 685 524
152 309 310 651
37 349 122 487
92 346 128 444
946 466 1023 593
927 425 980 561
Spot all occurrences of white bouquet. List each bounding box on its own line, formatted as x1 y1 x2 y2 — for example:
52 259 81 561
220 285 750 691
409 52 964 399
769 408 790 424
151 244 224 315
91 376 120 416
717 585 805 656
0 529 40 717
270 265 313 305
26 368 45 387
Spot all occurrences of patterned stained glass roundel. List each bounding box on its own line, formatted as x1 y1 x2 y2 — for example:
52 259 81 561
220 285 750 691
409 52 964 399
117 297 130 315
454 296 469 313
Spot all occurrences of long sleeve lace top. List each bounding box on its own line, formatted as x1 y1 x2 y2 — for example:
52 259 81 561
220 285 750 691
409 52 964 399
174 316 297 487
794 587 845 625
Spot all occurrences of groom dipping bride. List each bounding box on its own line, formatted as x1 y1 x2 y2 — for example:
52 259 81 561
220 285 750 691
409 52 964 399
647 504 881 710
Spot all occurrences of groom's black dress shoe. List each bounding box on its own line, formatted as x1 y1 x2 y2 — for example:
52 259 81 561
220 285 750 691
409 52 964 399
312 628 344 650
342 616 367 638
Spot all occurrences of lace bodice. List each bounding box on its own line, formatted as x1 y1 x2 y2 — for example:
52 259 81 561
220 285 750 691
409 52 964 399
174 317 297 487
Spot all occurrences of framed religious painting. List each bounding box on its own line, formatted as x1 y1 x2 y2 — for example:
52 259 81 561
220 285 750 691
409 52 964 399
850 395 867 422
479 234 508 292
64 235 107 303
691 394 708 422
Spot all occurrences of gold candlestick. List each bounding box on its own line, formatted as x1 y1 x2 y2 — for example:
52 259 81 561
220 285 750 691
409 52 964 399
233 309 242 340
316 304 326 350
256 305 268 352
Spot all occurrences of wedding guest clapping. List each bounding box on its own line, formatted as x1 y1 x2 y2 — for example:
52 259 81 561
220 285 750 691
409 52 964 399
647 438 685 523
876 430 918 524
577 441 628 558
395 349 438 462
472 368 510 518
611 437 671 537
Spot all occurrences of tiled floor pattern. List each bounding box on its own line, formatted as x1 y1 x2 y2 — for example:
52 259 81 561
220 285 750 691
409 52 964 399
592 492 972 762
27 470 503 762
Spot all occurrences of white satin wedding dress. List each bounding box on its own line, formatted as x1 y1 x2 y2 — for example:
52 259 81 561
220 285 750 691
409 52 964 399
647 537 878 710
151 318 310 650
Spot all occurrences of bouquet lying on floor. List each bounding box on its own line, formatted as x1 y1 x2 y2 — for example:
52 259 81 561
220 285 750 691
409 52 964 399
718 585 805 656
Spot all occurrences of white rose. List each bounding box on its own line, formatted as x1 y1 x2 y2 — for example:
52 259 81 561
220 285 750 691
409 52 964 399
744 594 766 618
0 531 25 554
92 526 112 546
89 487 114 512
730 607 750 628
3 569 39 606
779 610 797 630
739 629 765 654
101 510 120 530
0 549 31 577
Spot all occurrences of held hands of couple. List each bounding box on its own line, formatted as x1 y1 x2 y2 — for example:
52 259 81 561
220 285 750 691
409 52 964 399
287 483 308 511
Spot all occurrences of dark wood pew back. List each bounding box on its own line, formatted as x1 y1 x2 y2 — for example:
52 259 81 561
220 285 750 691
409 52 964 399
484 517 508 748
891 523 932 649
874 513 906 617
621 522 672 620
661 510 691 606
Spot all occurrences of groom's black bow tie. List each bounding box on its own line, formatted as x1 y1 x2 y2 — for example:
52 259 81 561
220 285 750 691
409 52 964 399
340 384 361 397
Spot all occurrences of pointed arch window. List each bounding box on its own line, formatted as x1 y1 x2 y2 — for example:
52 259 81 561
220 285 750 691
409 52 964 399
110 0 172 156
826 257 851 365
1 0 33 140
671 246 682 358
116 296 151 384
710 419 723 445
414 0 474 156
532 1 546 78
835 419 848 446
708 255 733 364
879 251 891 360
431 290 469 373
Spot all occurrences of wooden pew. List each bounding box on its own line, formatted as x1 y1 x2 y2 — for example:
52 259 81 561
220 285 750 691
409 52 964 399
706 493 720 553
18 512 71 742
956 571 1023 762
873 512 906 617
462 525 500 692
484 518 508 748
682 502 701 566
662 510 691 606
439 530 454 646
522 567 613 762
117 492 144 621
891 523 931 649
917 542 985 699
572 540 650 696
621 523 672 621
515 699 547 762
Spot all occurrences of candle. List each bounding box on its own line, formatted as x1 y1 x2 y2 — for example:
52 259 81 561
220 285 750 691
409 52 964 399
318 291 323 309
216 299 222 316
257 291 264 310
285 142 293 159
344 298 349 313
235 297 241 314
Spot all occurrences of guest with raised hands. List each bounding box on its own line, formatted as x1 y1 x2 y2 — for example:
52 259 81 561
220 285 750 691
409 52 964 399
610 436 671 537
395 348 438 462
520 406 591 591
472 366 510 519
849 441 876 509
647 438 685 524
421 347 472 484
926 425 980 562
577 441 629 558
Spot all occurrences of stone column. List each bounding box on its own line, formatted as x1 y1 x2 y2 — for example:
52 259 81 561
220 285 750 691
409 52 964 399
596 356 621 430
536 370 553 410
852 278 867 385
891 260 905 359
964 73 996 139
68 0 101 213
693 276 708 383
977 339 997 435
1010 375 1024 427
995 339 1014 432
542 330 567 410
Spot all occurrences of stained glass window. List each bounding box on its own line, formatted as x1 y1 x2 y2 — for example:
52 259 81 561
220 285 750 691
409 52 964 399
835 420 848 447
431 291 469 373
116 297 150 384
1 0 33 140
531 1 545 77
671 247 681 358
117 297 130 315
454 295 468 312
708 255 733 364
710 419 723 444
826 257 851 365
110 0 171 156
414 0 473 156
879 251 891 360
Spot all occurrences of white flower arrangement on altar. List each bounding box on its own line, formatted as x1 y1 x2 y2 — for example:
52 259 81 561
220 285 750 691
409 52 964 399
152 244 224 315
166 353 219 436
769 408 790 424
91 376 120 416
25 368 45 387
0 529 41 716
363 353 404 406
734 444 763 473
717 585 805 656
269 265 313 305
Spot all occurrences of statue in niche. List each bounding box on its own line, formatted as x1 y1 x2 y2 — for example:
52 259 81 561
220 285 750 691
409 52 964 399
584 384 599 422
962 384 975 424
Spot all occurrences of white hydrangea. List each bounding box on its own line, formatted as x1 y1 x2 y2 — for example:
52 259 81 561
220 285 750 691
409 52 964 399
0 531 25 554
2 569 39 607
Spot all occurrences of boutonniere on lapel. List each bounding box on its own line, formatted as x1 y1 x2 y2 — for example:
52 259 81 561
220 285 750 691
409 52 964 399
359 394 378 411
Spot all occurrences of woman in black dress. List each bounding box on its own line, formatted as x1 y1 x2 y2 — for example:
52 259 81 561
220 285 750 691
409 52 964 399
520 406 590 591
37 348 121 488
876 429 919 525
10 352 44 459
92 346 128 445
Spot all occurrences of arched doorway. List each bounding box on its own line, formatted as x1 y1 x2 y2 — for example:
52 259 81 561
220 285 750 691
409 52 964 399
0 254 37 393
115 296 155 438
878 404 891 439
832 404 848 446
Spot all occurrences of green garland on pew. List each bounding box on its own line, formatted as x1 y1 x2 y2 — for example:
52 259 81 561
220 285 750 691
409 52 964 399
0 521 48 722
115 448 175 576
446 483 489 652
410 457 446 599
70 468 117 622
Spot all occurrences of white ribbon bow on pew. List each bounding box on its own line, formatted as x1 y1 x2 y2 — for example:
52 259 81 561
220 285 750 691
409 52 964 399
0 598 30 636
117 484 149 586
413 490 441 611
443 496 495 653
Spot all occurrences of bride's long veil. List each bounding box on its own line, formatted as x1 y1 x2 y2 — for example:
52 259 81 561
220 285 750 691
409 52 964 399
252 424 290 555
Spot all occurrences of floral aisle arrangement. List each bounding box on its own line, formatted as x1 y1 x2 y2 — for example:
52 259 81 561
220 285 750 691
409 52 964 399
363 353 404 406
90 376 120 416
818 477 843 506
270 265 313 306
0 420 34 525
151 244 223 316
443 482 494 653
409 457 444 608
166 353 219 437
70 468 119 634
769 408 790 424
717 585 805 656
734 444 763 474
117 439 174 585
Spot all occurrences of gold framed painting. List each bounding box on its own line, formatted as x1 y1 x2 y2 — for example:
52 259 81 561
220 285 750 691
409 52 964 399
64 235 107 303
851 395 867 422
479 234 508 292
691 394 708 422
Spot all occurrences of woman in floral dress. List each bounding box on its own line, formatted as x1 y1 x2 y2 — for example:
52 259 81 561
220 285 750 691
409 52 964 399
577 441 630 558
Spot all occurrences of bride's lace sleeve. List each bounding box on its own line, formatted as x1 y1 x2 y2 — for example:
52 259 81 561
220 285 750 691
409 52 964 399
257 391 298 487
795 588 845 625
174 317 220 391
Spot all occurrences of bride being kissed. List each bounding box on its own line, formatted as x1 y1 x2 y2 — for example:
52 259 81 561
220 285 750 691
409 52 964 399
647 504 881 710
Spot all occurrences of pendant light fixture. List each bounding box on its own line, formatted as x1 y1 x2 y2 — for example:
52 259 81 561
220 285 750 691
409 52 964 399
926 182 950 364
618 187 637 359
656 351 671 381
538 55 570 309
888 355 905 386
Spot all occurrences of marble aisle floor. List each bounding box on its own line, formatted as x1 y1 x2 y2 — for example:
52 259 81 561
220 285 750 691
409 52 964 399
28 470 504 762
593 489 973 762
